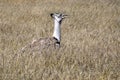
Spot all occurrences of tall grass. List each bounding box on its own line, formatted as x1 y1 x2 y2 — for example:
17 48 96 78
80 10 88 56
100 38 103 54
0 0 120 80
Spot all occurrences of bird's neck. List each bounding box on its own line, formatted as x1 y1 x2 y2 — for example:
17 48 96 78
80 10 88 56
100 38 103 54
53 20 61 42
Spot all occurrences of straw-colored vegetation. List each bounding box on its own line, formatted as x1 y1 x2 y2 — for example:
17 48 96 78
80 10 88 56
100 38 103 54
0 0 120 80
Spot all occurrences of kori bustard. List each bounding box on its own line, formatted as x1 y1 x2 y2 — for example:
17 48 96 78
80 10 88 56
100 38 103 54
22 13 67 52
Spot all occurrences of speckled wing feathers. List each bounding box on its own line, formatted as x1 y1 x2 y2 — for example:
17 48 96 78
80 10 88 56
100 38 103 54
22 37 58 52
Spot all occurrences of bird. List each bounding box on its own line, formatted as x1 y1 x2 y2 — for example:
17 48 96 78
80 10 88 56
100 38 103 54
21 13 67 52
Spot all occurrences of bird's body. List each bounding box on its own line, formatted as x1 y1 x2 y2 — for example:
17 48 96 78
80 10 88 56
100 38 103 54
22 37 59 51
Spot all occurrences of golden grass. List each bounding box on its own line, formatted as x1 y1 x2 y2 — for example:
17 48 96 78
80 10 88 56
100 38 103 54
0 0 120 80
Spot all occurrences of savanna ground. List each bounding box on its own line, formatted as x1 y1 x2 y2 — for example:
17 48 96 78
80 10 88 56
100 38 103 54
0 0 120 80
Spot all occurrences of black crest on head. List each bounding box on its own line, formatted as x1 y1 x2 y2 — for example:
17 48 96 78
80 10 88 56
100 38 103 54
50 13 54 18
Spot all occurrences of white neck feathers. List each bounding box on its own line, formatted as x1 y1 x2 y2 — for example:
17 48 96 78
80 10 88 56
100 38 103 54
53 20 61 42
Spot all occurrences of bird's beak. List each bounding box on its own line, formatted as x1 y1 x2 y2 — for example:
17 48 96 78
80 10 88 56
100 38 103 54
63 14 68 18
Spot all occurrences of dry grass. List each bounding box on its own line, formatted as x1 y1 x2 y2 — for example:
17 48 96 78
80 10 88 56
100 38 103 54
0 0 120 80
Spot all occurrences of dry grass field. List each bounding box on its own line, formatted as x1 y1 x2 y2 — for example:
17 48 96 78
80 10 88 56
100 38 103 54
0 0 120 80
